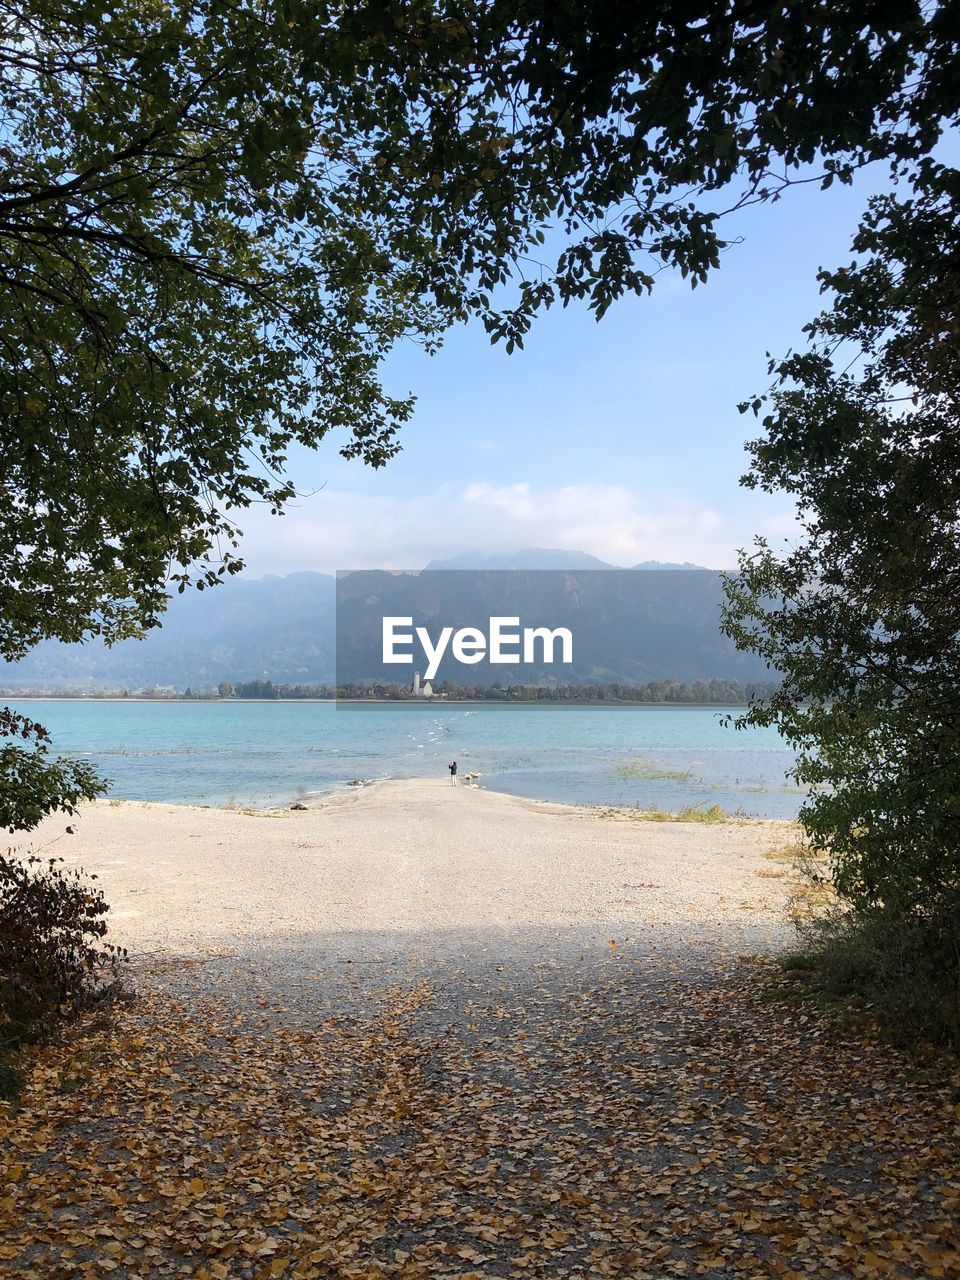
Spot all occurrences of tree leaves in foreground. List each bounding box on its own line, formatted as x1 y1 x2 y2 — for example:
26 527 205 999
0 0 443 657
722 159 960 1039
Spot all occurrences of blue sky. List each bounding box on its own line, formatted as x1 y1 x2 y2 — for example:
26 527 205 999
236 167 887 576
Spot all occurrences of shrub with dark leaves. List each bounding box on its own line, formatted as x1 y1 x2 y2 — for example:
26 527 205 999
0 849 127 1064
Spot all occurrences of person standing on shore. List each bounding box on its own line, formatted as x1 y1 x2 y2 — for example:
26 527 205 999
449 760 458 787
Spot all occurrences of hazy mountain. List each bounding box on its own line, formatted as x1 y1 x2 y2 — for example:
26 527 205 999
423 548 619 571
2 572 337 690
336 567 771 687
1 552 763 691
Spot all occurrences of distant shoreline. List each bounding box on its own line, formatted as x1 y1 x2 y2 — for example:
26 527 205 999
3 695 756 708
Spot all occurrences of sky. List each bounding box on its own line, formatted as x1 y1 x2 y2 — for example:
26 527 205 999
235 167 888 577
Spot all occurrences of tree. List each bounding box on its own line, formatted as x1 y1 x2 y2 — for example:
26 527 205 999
723 158 960 913
721 157 960 1038
0 0 445 659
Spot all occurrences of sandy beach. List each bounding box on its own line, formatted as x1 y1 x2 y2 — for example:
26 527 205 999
27 778 798 964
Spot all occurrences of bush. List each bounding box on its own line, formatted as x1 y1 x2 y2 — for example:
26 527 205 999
1 707 107 832
0 849 128 1093
787 900 960 1052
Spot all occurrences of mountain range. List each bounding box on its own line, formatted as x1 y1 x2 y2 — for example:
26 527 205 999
0 550 769 690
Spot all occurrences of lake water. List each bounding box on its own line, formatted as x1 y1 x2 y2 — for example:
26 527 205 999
9 700 803 818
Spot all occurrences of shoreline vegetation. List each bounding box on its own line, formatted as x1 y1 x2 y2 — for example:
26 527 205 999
2 676 778 705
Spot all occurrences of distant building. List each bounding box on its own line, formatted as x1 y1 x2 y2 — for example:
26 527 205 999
412 671 434 698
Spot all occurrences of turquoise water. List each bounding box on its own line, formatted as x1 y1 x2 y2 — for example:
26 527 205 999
8 700 802 817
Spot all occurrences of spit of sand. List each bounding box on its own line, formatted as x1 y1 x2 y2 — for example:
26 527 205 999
25 778 798 965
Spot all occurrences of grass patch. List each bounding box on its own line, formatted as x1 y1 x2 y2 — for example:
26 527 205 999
629 802 729 823
762 841 834 910
597 802 734 823
788 877 835 914
675 803 727 823
615 758 697 782
764 841 808 865
220 798 285 816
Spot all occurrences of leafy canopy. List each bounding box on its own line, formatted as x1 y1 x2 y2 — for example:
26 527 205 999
3 0 956 658
1 0 446 659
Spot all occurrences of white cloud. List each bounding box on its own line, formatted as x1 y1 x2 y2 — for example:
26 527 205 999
232 481 798 576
